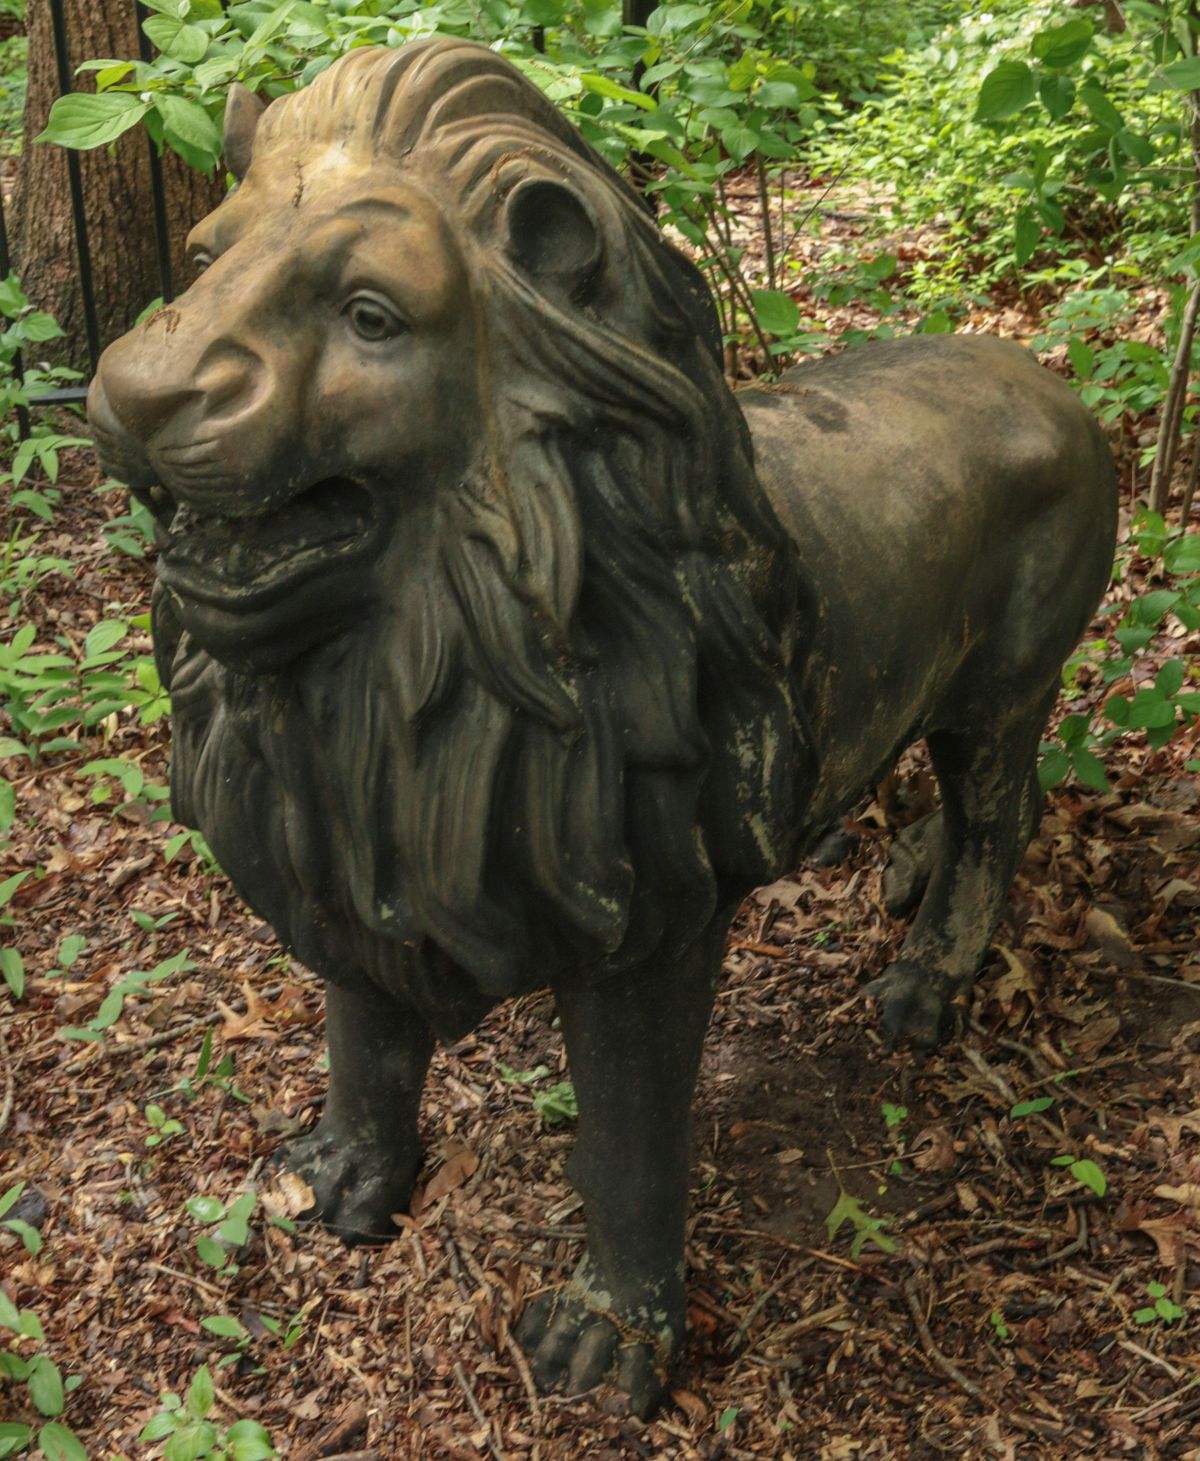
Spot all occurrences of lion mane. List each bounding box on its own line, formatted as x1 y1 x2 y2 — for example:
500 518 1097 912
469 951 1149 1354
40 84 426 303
158 40 815 1036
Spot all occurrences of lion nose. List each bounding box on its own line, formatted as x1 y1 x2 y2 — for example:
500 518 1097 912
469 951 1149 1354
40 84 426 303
93 331 203 443
93 330 268 445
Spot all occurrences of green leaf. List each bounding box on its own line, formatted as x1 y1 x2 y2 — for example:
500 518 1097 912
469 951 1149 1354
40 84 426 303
1126 689 1177 729
1032 18 1093 69
185 1364 214 1421
57 935 86 969
1014 205 1040 266
976 61 1036 122
139 1412 178 1442
1161 56 1200 91
1070 1158 1106 1196
1071 747 1110 792
201 1314 248 1340
4 1220 43 1255
1067 337 1094 380
0 1184 23 1221
1157 661 1186 697
155 95 221 157
143 15 210 63
0 871 31 908
28 1355 65 1416
0 1290 21 1331
83 621 127 661
0 1424 34 1458
1078 80 1122 132
195 1234 228 1268
752 289 800 337
580 73 655 111
1038 746 1069 790
35 93 150 149
1010 1096 1054 1118
227 1420 276 1459
1 948 24 1001
187 1194 225 1224
166 1419 215 1461
1165 534 1200 573
37 1422 88 1461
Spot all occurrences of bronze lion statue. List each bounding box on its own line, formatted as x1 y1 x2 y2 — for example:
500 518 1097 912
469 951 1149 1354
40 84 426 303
89 38 1117 1415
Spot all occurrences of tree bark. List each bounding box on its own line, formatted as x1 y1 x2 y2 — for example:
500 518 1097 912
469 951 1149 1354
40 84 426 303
11 1 223 365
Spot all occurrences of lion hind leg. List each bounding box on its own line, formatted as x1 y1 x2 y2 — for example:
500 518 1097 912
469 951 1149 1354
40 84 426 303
866 688 1054 1047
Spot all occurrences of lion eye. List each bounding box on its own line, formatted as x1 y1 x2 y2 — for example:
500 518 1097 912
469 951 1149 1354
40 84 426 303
191 250 214 275
346 295 403 342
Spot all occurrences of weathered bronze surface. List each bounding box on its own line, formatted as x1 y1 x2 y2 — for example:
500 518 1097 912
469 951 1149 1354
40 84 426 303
88 38 1118 1416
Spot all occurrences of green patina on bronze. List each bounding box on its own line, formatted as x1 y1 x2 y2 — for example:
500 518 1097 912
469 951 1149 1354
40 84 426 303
88 38 1117 1418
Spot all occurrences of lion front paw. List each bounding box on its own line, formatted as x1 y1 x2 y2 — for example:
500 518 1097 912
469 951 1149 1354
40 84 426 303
864 959 951 1050
275 1115 418 1245
516 1259 680 1419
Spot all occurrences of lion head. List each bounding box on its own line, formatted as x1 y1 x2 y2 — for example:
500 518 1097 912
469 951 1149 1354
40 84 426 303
89 39 812 1033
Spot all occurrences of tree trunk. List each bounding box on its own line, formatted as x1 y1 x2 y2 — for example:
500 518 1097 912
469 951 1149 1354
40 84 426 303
12 1 223 365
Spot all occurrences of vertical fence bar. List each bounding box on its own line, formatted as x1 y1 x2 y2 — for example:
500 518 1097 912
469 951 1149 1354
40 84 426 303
134 1 173 303
0 188 32 441
48 0 101 373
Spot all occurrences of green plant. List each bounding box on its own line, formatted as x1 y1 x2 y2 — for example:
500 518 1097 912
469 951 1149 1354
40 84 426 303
0 1183 40 1256
0 869 31 998
1050 1153 1107 1197
1134 1280 1186 1326
173 1027 246 1104
58 949 196 1043
0 1283 87 1460
989 1308 1011 1342
144 1104 185 1148
139 1366 275 1460
187 1192 257 1273
498 1063 579 1125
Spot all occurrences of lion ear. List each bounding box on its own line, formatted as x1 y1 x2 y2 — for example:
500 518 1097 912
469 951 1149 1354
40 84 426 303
224 84 266 181
503 178 601 295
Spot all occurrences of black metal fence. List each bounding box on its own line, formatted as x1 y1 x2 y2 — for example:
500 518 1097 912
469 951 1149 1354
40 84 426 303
2 1 176 438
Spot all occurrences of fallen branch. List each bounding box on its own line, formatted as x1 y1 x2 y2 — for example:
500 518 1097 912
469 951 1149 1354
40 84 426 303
902 1275 984 1402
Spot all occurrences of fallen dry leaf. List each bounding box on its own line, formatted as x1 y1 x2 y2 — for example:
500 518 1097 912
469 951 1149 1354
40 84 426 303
670 1388 708 1424
217 981 272 1041
1147 1109 1200 1152
1136 1212 1200 1267
262 1171 316 1220
911 1124 957 1173
418 1143 479 1209
990 946 1039 1014
1153 1183 1200 1207
1084 907 1139 968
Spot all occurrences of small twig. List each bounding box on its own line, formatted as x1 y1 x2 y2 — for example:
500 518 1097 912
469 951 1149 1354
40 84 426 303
731 1262 806 1349
1150 276 1200 513
1030 1207 1088 1270
1118 1337 1184 1381
902 1275 985 1403
0 1021 14 1137
453 1362 508 1461
59 983 285 1076
502 1323 543 1437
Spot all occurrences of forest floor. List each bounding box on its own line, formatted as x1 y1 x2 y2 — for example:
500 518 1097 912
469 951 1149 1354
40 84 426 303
2 171 1200 1461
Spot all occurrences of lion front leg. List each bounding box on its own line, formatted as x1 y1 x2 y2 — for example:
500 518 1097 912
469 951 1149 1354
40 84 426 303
518 916 729 1418
280 979 435 1245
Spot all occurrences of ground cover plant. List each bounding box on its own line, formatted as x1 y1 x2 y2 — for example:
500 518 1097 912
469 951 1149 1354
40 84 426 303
1 0 1198 1455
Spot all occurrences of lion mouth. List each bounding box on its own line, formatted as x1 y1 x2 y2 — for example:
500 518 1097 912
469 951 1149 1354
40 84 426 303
157 476 378 607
